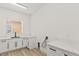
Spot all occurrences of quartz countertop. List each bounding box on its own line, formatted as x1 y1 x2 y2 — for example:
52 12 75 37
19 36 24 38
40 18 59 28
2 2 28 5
0 37 10 40
0 36 36 41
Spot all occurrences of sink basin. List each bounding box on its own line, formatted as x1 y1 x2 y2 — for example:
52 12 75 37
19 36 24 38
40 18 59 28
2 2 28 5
11 37 20 38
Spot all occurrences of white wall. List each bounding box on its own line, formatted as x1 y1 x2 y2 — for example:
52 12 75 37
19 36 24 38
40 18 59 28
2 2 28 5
31 3 79 51
0 7 31 37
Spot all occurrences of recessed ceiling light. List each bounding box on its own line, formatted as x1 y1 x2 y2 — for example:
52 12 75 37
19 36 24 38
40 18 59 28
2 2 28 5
10 3 28 9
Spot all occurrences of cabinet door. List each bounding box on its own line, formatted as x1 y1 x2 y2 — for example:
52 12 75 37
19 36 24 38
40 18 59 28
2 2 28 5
0 40 8 53
28 37 37 49
47 45 64 56
9 38 23 50
62 50 79 56
16 38 22 49
22 39 28 47
47 47 57 56
9 39 16 50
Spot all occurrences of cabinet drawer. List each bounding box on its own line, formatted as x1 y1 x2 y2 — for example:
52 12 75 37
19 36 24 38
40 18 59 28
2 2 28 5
0 39 9 43
22 39 28 47
47 45 79 56
47 45 64 56
47 47 57 56
62 49 79 56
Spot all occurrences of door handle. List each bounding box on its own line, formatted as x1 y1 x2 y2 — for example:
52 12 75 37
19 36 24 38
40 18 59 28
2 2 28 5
22 40 23 46
15 42 17 47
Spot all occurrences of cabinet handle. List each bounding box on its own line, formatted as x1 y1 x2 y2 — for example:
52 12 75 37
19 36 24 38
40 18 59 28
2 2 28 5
7 43 9 49
49 48 56 51
64 54 68 56
28 42 29 46
22 40 23 46
15 42 17 47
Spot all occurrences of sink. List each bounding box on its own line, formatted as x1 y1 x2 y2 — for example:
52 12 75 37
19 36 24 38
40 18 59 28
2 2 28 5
11 37 20 38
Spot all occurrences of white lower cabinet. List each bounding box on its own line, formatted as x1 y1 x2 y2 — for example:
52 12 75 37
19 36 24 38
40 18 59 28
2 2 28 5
9 38 26 50
9 39 16 50
28 37 37 49
47 45 63 56
0 37 37 53
47 45 79 56
62 50 79 56
0 40 9 53
22 38 28 47
15 38 23 49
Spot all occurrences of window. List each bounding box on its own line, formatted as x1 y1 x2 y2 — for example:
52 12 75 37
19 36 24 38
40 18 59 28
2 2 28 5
11 21 22 34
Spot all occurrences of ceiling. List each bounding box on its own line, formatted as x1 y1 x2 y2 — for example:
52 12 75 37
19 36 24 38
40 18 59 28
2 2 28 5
0 3 46 14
